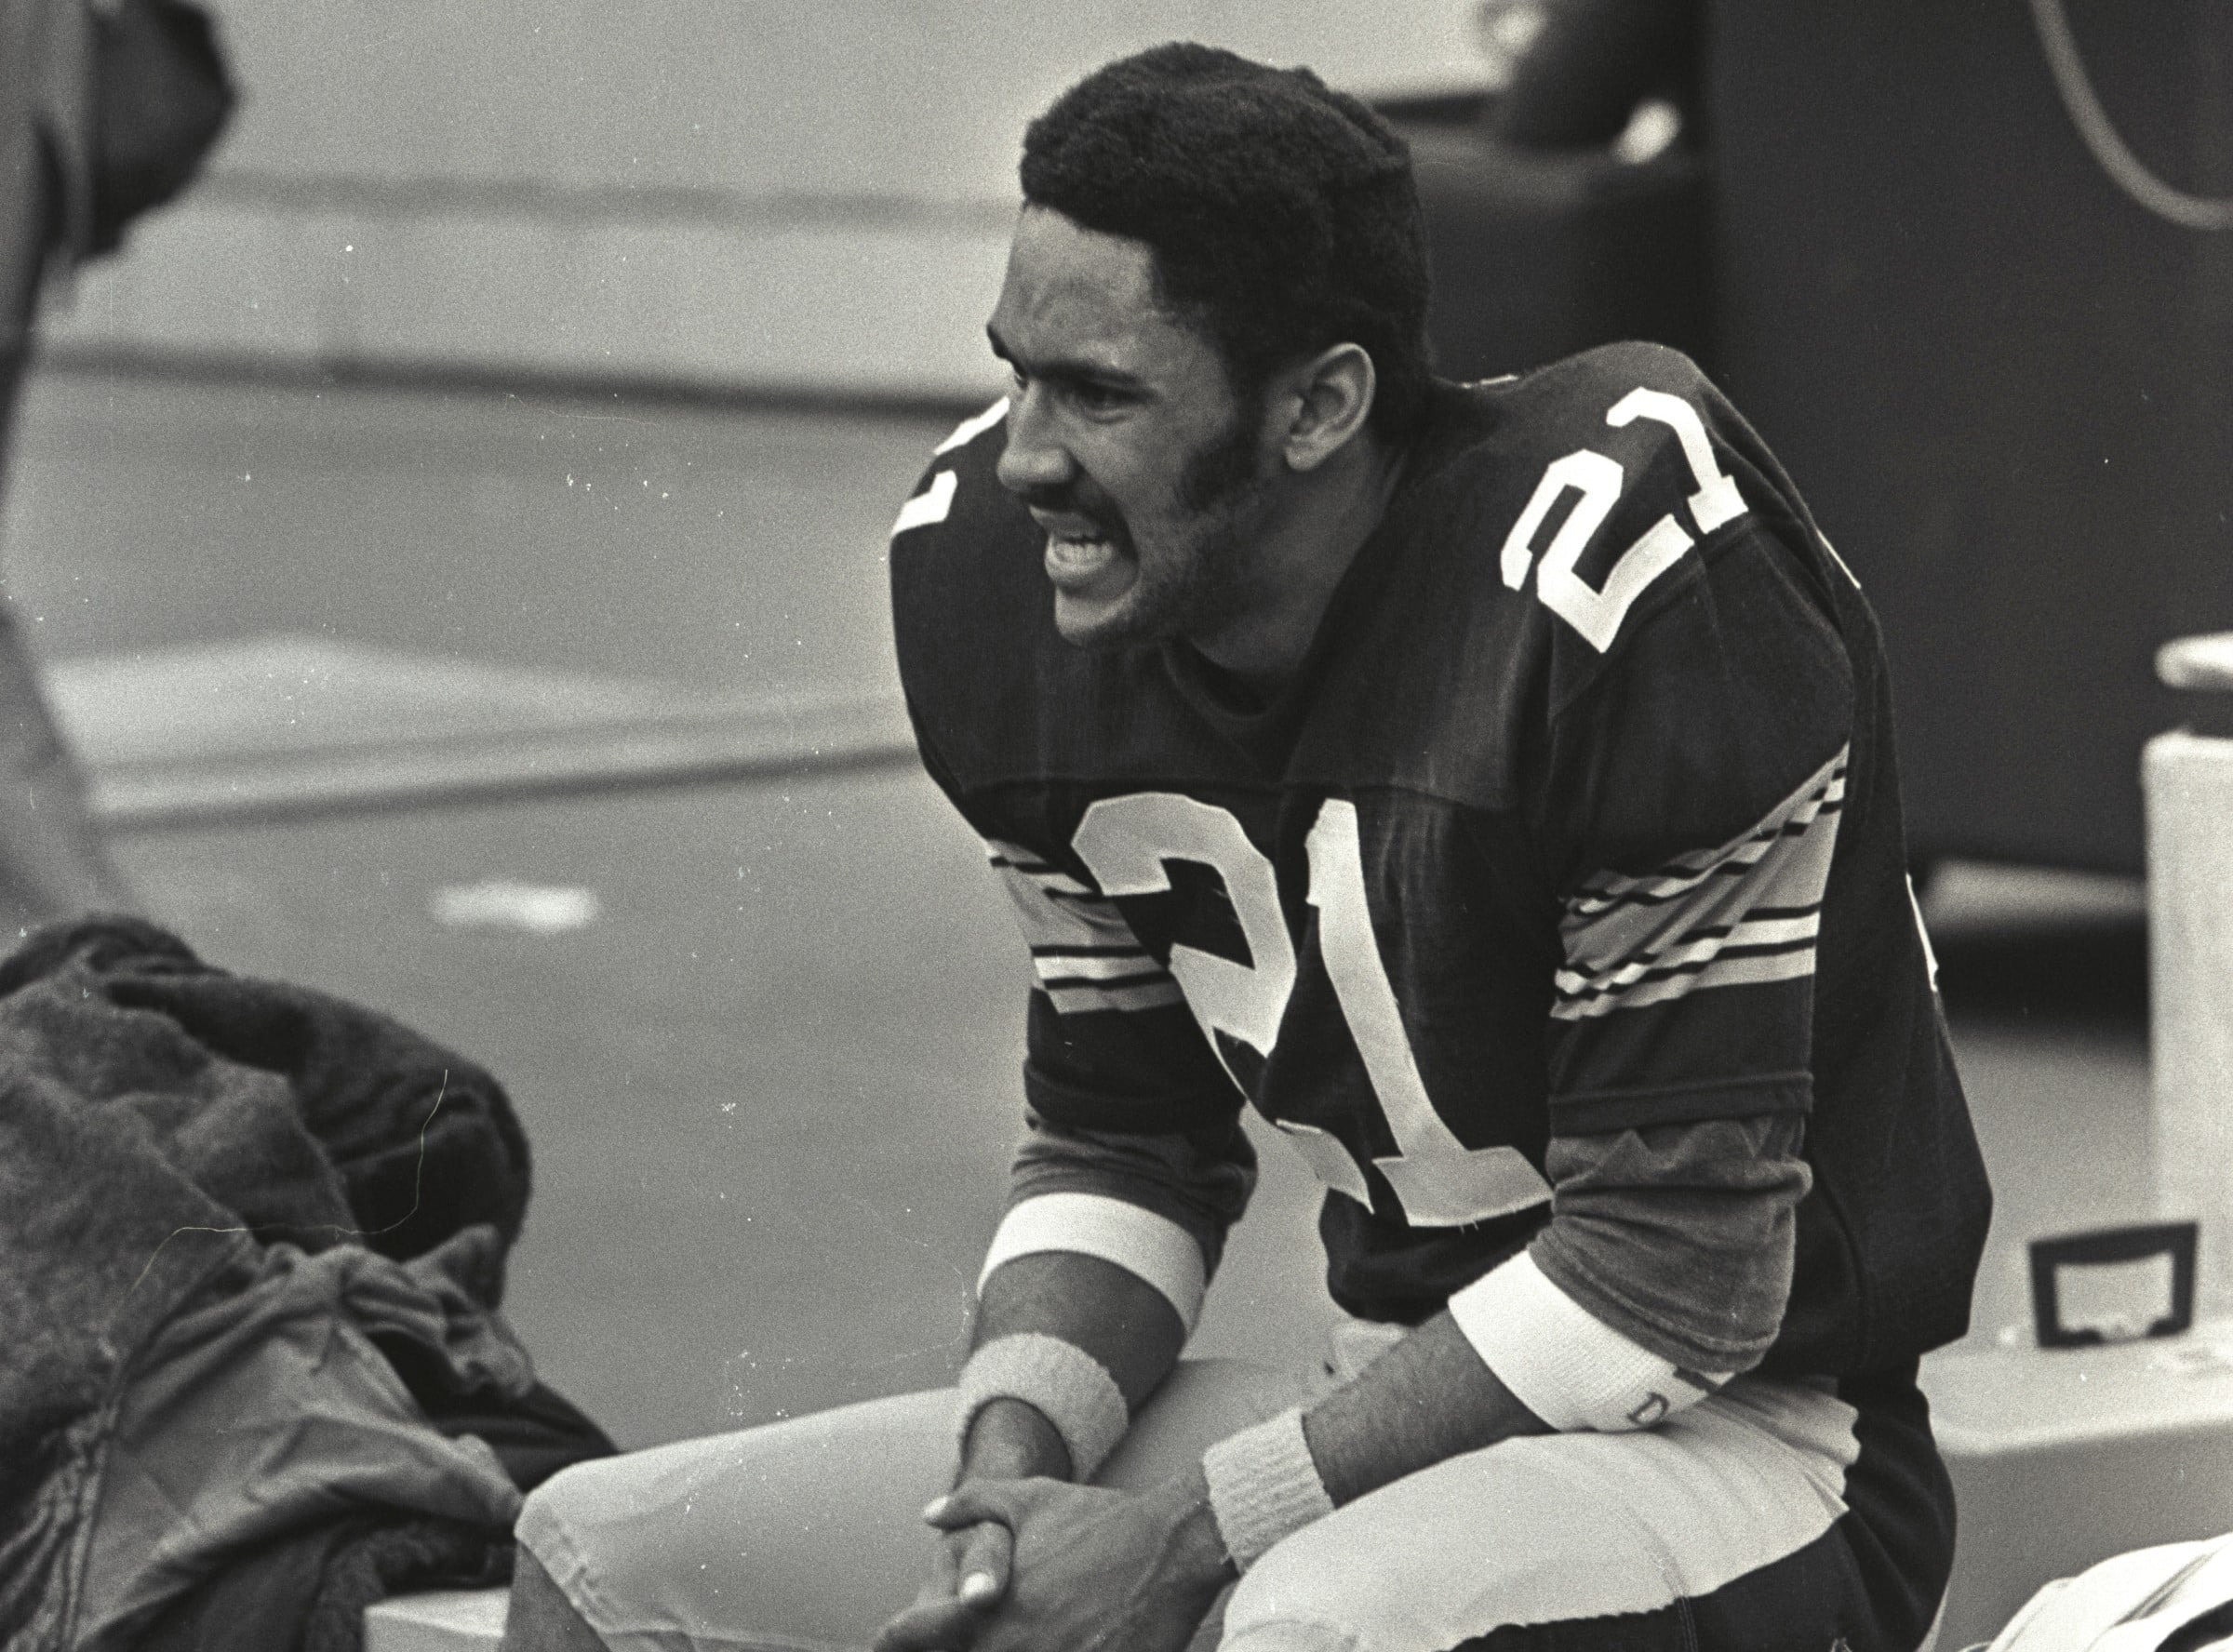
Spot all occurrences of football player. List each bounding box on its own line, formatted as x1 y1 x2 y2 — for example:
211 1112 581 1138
504 43 1990 1652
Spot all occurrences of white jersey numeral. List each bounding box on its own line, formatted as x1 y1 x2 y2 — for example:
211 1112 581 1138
1538 498 1694 655
1074 794 1295 1093
1068 794 1549 1229
1605 387 1745 533
1500 449 1623 593
890 471 956 538
891 398 1010 540
1500 385 1749 653
935 396 1011 456
1305 801 1553 1226
1906 873 1940 993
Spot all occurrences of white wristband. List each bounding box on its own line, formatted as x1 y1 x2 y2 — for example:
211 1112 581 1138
954 1333 1129 1482
1200 1407 1333 1571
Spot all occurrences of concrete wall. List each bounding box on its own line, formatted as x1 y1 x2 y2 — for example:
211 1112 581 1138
45 2 1491 403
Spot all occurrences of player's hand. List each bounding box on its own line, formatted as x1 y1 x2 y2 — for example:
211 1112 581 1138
872 1514 1015 1652
873 1396 1064 1649
941 1514 1015 1612
875 1474 1231 1652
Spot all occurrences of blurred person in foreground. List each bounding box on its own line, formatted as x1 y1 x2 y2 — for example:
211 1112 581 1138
504 44 1990 1652
0 0 230 935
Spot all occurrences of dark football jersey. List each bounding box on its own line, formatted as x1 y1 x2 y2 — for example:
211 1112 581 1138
890 342 1990 1377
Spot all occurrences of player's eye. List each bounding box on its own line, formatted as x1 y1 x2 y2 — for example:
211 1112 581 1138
1067 380 1128 414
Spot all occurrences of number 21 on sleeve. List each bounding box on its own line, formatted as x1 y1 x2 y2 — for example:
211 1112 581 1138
1500 388 1748 652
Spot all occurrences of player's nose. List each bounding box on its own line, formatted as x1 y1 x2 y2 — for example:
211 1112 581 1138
995 388 1073 498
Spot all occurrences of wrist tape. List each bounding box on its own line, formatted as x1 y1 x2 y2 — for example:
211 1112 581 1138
1200 1407 1333 1571
954 1332 1129 1482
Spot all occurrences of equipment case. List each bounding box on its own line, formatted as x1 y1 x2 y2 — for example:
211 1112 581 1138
1923 1324 2233 1649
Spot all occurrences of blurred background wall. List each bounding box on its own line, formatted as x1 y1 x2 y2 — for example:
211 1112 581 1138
35 1 1491 406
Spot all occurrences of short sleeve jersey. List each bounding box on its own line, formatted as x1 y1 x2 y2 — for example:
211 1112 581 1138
889 342 1991 1378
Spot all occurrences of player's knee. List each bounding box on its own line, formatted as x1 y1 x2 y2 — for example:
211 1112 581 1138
507 1457 628 1641
512 1454 601 1561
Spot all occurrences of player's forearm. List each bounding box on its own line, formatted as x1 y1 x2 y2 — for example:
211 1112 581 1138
972 1249 1189 1406
959 1396 1073 1483
1189 1118 1809 1566
1299 1311 1552 1507
960 1249 1188 1484
1178 1313 1549 1578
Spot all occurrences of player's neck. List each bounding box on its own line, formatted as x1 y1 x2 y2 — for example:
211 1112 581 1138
1187 431 1406 698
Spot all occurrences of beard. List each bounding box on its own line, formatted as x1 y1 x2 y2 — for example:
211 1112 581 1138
1052 398 1274 650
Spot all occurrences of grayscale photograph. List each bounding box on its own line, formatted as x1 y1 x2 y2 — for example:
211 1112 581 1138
3 4 2227 1650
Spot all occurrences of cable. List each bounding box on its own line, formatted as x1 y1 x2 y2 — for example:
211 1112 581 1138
2026 0 2233 232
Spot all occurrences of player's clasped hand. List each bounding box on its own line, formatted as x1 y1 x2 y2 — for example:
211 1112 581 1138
872 1507 1016 1652
870 1476 1229 1652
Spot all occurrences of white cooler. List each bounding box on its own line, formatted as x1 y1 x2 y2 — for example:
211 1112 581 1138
1922 1321 2233 1650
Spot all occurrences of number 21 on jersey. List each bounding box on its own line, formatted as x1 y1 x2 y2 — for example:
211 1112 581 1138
1500 388 1748 651
1073 793 1551 1230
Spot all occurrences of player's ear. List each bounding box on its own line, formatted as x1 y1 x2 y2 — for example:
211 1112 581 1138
1278 343 1378 473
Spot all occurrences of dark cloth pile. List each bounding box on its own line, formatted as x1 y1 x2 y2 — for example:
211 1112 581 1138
0 917 614 1652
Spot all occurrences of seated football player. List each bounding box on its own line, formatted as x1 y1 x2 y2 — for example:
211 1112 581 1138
501 42 1991 1652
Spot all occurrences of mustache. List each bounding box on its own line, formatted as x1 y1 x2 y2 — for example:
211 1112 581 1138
1016 485 1087 514
1013 483 1119 527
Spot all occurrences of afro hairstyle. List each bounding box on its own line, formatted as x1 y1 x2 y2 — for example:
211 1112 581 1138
1019 43 1432 442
